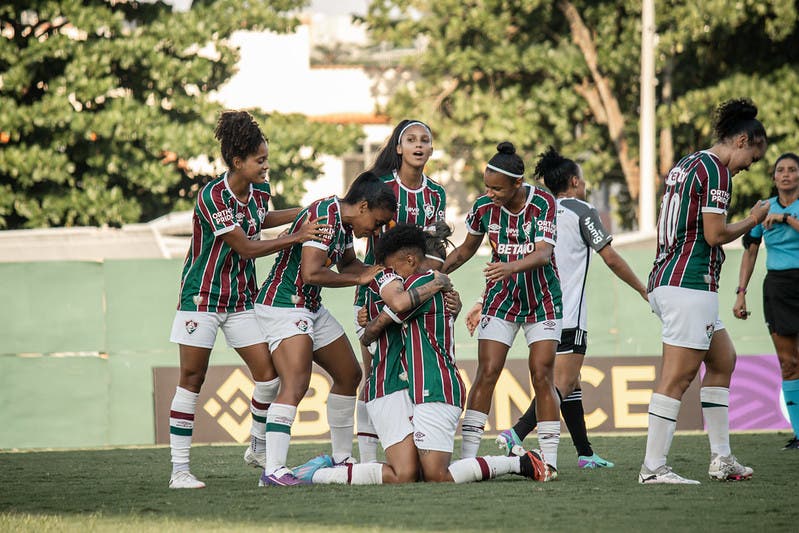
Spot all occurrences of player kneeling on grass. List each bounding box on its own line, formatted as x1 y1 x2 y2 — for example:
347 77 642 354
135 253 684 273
291 224 551 485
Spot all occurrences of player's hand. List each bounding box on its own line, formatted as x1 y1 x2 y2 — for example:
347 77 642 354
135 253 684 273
483 261 515 282
733 293 750 320
357 264 383 285
356 305 369 328
295 216 331 243
433 271 453 292
750 200 770 226
444 289 462 317
639 288 649 303
464 302 482 336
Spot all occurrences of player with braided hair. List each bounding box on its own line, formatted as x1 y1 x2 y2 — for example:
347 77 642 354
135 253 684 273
167 110 329 489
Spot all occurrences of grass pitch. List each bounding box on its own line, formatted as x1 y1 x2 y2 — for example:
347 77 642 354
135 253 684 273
1 433 797 532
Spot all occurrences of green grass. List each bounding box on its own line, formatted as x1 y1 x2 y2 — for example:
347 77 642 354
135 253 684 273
2 433 797 532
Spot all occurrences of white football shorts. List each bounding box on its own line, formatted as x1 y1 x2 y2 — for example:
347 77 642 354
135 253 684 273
648 285 725 350
169 309 265 349
412 402 463 453
477 315 562 346
366 389 414 450
254 304 345 352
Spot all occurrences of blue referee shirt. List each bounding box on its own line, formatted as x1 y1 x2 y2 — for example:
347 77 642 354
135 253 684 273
747 196 799 270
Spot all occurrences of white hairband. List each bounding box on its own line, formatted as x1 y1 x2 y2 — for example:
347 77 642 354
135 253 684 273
486 163 524 179
424 254 444 263
397 121 432 145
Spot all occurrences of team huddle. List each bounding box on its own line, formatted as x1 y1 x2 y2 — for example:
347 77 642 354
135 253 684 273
167 98 799 489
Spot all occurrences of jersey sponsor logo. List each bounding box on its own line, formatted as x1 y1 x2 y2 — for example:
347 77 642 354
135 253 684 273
496 242 535 255
537 219 555 235
710 188 730 205
488 223 501 233
583 218 605 245
212 208 234 225
505 226 521 237
235 211 245 224
185 320 198 334
665 166 689 186
295 319 310 332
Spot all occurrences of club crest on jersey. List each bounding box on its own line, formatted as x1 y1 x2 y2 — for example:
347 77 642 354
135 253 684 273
522 221 532 235
480 316 491 329
257 207 267 222
295 319 310 332
423 204 435 218
185 320 198 334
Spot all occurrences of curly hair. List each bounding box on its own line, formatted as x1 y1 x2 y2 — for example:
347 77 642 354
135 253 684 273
214 110 267 168
534 146 579 195
374 223 427 265
713 98 766 146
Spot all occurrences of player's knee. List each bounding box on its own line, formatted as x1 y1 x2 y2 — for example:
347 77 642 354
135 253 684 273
179 369 206 391
475 362 503 384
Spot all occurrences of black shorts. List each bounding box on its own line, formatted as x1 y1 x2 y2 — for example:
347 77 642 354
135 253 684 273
763 269 799 336
557 328 587 355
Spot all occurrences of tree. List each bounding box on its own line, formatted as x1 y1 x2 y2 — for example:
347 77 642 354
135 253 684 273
0 0 363 229
365 0 799 227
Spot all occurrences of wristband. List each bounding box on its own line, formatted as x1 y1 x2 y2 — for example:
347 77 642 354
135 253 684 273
735 287 747 295
783 213 789 224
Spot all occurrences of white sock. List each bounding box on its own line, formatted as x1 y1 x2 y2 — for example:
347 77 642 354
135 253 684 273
448 456 519 483
250 377 280 454
170 386 198 473
701 387 731 457
264 403 296 474
312 463 384 485
356 400 379 463
644 393 681 471
461 409 488 459
327 393 356 463
537 420 561 470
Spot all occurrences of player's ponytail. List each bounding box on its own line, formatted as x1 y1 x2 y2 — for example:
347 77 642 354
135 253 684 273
535 146 579 195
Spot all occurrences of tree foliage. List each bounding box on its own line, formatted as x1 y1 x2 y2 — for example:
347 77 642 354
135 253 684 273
365 0 799 226
0 0 363 228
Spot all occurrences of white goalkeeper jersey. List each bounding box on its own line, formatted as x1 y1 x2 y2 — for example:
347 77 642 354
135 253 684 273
555 197 612 330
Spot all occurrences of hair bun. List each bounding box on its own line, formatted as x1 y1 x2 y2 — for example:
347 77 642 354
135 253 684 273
497 141 516 155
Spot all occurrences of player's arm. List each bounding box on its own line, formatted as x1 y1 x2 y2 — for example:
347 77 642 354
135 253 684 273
360 310 398 346
733 239 760 320
220 218 329 260
262 208 302 228
379 274 452 314
703 200 769 247
301 246 379 287
483 241 554 282
597 244 648 301
442 232 483 274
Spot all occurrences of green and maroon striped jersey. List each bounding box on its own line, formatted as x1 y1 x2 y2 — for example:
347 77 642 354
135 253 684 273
354 171 446 306
648 151 732 293
394 271 465 408
178 173 270 312
465 183 562 323
362 268 409 402
255 196 353 312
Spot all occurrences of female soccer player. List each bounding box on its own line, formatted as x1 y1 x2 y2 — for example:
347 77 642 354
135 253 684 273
734 152 799 450
442 142 563 476
640 99 770 484
167 110 329 489
291 224 548 485
254 171 396 486
493 146 649 469
353 119 447 463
